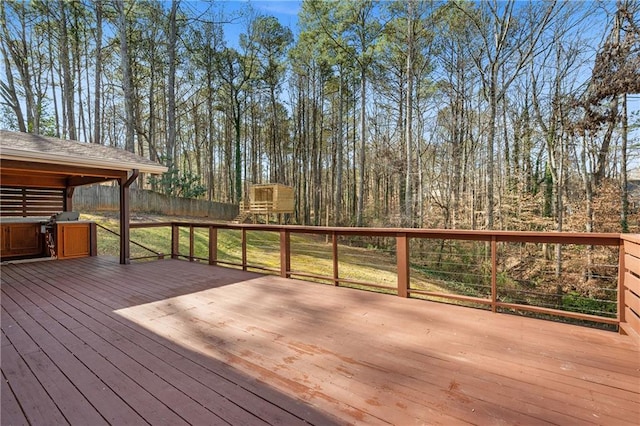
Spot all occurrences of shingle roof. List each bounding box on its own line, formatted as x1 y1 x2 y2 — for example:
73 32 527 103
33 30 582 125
0 130 167 174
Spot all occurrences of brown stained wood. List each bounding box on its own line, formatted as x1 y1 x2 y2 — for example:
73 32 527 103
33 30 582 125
332 232 339 286
0 159 127 179
624 239 640 258
623 234 640 245
3 261 336 426
166 221 624 245
209 226 217 265
280 229 290 278
2 278 229 426
626 289 640 316
626 271 640 295
1 370 29 426
1 343 69 426
396 233 409 297
2 257 639 426
625 252 640 276
625 307 640 336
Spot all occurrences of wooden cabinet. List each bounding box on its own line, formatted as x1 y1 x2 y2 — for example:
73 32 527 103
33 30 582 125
56 222 95 259
1 220 96 261
0 223 43 258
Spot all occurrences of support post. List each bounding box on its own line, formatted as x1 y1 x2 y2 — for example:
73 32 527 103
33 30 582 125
189 225 195 261
332 232 339 286
280 229 290 278
209 226 217 265
397 233 409 298
171 224 179 259
618 241 626 333
119 169 138 264
241 228 247 271
491 236 497 312
64 187 75 212
89 222 97 256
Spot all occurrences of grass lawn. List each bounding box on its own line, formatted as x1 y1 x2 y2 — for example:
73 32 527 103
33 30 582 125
81 212 450 295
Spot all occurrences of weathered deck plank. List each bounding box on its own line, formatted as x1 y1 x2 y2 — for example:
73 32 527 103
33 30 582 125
2 257 639 425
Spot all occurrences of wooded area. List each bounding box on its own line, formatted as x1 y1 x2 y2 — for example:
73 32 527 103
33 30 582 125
1 0 639 231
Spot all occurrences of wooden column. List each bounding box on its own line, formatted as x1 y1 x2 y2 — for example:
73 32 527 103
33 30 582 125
332 232 339 286
280 229 290 278
491 236 497 312
189 225 195 261
618 241 626 331
397 233 409 298
64 187 75 212
208 226 217 265
89 222 97 256
241 228 247 271
119 169 138 265
171 224 179 259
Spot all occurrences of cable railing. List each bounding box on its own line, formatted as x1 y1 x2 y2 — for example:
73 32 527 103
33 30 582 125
96 222 165 260
126 221 640 335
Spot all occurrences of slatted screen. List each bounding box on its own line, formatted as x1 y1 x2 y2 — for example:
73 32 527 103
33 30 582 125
1 187 65 217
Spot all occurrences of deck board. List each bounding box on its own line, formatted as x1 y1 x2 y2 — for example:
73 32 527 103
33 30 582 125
2 257 639 425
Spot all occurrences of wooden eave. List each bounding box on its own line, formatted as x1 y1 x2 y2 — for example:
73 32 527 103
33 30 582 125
1 159 127 189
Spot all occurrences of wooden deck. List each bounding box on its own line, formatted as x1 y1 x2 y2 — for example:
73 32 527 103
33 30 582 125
1 257 639 425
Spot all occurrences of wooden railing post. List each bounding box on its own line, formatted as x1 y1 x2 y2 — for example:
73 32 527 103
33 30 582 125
241 228 247 271
332 232 339 286
397 233 409 298
189 225 195 262
280 229 290 278
171 224 179 259
209 226 217 266
618 241 626 330
491 236 497 313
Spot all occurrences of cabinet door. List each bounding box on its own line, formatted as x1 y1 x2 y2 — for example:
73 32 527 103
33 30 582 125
0 225 8 256
1 223 42 257
57 223 90 259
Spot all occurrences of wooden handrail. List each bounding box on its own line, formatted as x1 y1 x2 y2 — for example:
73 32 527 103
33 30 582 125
131 221 635 331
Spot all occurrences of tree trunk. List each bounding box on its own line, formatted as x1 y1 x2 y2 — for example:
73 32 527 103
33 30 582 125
334 67 344 225
404 0 414 225
356 68 366 227
93 1 102 144
621 94 628 232
166 0 179 166
59 0 75 140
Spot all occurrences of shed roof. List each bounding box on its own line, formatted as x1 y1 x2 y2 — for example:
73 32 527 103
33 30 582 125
0 130 167 175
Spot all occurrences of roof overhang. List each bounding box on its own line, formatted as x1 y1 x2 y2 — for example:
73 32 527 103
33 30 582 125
0 130 168 189
0 159 128 188
0 147 168 175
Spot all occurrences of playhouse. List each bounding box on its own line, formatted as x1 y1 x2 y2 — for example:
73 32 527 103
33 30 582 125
234 183 294 224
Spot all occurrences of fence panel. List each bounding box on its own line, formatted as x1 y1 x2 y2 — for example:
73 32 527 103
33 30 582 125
73 184 238 220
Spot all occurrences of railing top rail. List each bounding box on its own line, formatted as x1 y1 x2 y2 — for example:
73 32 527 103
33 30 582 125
129 221 625 245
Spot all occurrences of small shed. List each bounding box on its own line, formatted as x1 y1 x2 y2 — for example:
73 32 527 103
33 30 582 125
0 130 167 264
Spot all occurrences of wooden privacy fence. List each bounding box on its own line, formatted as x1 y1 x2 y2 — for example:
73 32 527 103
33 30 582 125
73 185 238 220
128 221 640 337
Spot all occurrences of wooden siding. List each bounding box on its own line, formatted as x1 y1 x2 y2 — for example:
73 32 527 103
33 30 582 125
622 237 640 339
1 257 639 425
0 187 64 217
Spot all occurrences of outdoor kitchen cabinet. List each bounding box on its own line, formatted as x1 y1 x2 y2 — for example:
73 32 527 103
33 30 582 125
55 222 97 259
0 222 43 258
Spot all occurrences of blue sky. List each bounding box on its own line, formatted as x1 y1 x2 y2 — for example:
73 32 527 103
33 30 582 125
213 0 301 46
